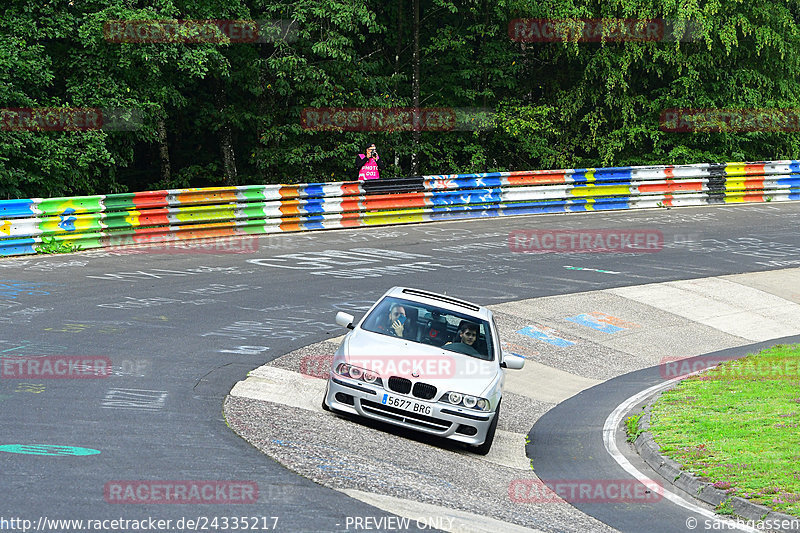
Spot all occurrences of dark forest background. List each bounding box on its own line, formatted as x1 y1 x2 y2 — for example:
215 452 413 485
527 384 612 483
3 0 800 198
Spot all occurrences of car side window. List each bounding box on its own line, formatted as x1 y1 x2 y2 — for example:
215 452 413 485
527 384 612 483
473 324 490 360
490 317 500 360
362 300 390 332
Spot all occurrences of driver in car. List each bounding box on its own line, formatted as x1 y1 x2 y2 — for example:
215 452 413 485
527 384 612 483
377 303 406 337
444 321 481 356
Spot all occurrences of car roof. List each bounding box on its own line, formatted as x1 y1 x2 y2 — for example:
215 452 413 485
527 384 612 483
382 286 492 320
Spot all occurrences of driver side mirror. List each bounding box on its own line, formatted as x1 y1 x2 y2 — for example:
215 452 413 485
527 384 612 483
500 352 525 370
335 311 355 330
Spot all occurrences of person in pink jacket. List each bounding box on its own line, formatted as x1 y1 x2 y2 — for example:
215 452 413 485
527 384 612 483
355 143 386 180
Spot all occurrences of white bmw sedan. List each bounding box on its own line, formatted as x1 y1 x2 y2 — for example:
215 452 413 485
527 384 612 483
323 287 524 455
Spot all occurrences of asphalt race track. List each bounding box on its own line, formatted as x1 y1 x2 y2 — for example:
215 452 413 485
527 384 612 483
1 203 800 532
529 337 800 533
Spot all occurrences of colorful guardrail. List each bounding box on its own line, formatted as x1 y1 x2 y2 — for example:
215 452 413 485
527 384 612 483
1 160 799 256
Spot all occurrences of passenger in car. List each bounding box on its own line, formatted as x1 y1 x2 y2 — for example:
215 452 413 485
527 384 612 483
377 303 407 337
443 321 481 357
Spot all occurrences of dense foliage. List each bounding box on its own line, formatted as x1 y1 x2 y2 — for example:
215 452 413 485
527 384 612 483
2 0 800 198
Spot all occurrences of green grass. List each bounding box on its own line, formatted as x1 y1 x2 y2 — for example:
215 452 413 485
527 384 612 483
36 236 82 254
649 343 800 517
625 412 644 443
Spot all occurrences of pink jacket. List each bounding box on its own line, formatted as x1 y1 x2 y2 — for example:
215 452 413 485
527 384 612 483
357 154 381 180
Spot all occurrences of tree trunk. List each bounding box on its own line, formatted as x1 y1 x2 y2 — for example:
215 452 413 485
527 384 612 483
156 118 171 184
411 0 420 175
215 82 238 186
256 48 269 184
395 3 404 171
220 122 237 186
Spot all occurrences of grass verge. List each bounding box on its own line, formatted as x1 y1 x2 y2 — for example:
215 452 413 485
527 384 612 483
36 236 82 254
625 412 643 443
649 343 800 517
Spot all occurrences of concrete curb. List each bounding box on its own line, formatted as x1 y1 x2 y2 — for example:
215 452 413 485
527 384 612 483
633 391 800 531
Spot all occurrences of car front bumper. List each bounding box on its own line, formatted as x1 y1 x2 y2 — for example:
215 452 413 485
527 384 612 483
324 375 495 446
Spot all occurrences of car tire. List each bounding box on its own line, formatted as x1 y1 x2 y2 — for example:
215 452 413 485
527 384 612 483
472 401 500 456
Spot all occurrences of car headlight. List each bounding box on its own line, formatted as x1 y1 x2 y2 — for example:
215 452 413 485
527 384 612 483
442 391 489 411
335 363 383 385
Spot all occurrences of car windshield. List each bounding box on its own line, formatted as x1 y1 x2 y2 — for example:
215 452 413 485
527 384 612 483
361 296 494 360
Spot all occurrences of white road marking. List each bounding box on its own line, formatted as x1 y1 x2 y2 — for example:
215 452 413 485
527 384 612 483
603 376 761 532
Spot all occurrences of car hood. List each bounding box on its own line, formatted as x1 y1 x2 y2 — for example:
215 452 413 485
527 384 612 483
341 328 499 397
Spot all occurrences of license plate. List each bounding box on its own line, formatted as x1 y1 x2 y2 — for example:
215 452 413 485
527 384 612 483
382 393 432 416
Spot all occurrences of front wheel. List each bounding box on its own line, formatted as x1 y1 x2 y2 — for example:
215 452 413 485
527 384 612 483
471 401 499 456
